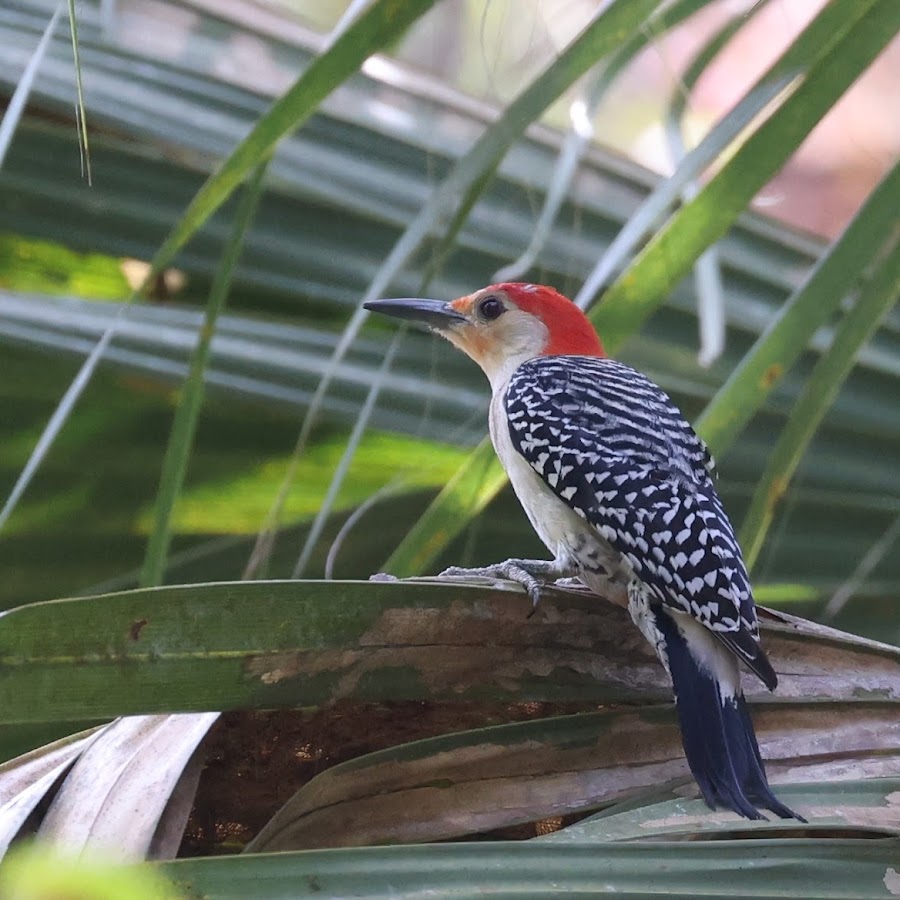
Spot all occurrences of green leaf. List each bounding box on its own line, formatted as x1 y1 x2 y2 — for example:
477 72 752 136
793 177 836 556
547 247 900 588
165 839 900 898
66 0 91 184
0 234 129 298
0 581 895 723
146 0 439 281
577 0 789 312
695 161 900 456
382 438 503 575
590 0 715 100
291 329 410 577
0 0 439 536
141 165 267 588
372 0 664 294
591 0 900 351
740 234 900 570
0 720 104 765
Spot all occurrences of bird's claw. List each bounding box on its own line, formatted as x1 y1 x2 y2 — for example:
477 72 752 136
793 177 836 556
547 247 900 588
439 562 545 614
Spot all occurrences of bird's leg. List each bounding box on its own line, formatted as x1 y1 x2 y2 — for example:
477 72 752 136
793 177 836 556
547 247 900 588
439 556 578 609
626 580 671 677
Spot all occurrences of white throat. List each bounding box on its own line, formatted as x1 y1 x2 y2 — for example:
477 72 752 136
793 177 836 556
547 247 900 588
445 308 549 395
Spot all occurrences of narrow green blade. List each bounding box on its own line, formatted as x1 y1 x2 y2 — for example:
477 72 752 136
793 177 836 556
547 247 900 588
382 438 503 576
591 0 899 351
740 231 900 569
695 161 900 456
141 165 267 587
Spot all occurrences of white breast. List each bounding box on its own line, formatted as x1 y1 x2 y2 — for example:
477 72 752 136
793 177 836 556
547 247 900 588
488 390 624 594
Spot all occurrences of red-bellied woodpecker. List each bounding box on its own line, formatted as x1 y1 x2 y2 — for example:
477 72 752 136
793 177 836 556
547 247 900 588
365 282 802 821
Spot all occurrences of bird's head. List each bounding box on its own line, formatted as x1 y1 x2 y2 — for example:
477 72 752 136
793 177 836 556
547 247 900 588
365 282 605 389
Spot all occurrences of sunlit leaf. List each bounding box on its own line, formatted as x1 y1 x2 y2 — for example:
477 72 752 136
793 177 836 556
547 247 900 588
0 842 181 900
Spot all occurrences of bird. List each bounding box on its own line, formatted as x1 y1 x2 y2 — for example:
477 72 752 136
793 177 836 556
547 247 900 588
364 282 802 821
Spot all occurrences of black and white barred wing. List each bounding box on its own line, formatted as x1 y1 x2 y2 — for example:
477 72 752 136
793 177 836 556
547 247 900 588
505 356 776 690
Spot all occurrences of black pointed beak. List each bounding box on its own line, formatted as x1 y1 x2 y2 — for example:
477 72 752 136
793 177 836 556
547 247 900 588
363 298 467 330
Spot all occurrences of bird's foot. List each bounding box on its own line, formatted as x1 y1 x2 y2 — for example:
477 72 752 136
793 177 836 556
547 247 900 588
439 558 576 612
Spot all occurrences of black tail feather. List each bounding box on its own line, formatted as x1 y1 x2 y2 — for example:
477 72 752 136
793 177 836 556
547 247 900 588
656 611 804 821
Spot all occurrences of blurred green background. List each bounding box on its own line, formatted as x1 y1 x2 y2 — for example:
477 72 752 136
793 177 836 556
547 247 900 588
0 0 898 643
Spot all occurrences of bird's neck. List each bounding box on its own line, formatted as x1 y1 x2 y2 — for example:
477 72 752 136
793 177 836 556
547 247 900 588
482 349 539 396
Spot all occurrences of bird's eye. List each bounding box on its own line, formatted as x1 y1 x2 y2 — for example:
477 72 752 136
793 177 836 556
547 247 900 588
478 295 504 320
